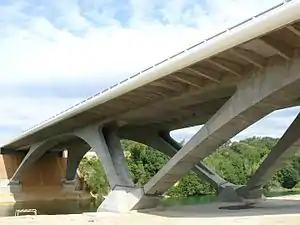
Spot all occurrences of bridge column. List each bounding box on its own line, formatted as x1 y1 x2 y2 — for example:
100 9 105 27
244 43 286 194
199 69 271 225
63 143 90 192
120 127 233 192
75 125 159 212
232 112 300 202
131 56 300 209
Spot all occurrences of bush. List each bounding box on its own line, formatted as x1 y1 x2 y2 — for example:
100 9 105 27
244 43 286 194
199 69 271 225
278 165 299 189
167 172 214 197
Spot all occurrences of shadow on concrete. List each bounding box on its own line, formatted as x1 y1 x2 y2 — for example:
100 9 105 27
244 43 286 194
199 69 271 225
0 153 89 203
138 198 300 218
0 154 23 196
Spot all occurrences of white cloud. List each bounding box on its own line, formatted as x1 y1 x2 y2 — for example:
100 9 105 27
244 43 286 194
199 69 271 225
0 96 83 144
0 0 291 145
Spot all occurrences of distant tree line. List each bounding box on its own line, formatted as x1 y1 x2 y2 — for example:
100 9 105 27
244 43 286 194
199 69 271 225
79 137 300 200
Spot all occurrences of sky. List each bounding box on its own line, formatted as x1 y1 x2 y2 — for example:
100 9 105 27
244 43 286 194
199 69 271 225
0 0 299 145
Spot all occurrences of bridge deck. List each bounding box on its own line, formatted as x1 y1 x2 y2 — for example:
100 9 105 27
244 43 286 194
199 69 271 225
2 1 300 150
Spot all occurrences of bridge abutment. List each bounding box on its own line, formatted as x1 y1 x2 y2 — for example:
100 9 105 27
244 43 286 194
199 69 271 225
0 152 86 202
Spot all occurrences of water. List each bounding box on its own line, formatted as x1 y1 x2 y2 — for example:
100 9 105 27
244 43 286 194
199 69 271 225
161 190 300 207
264 190 300 197
161 194 217 207
1 190 300 217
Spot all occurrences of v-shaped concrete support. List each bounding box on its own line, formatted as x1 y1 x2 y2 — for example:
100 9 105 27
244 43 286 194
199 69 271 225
120 127 232 192
136 55 300 208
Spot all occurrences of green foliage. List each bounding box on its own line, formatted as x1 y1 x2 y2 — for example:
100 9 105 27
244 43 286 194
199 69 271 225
78 136 300 199
123 140 169 186
167 172 214 197
78 156 109 200
204 139 271 186
278 165 299 189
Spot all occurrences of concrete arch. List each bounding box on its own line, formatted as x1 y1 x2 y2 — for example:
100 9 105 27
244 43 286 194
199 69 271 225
9 133 90 184
9 123 135 206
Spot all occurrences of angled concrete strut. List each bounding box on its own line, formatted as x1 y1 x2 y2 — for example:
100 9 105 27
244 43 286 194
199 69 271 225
120 127 232 191
237 112 300 199
142 56 300 198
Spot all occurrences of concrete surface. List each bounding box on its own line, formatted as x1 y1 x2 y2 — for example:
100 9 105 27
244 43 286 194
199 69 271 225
0 154 87 202
143 55 300 197
98 186 161 213
1 195 300 224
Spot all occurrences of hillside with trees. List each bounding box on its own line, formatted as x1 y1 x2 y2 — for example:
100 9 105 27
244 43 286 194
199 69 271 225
79 137 300 200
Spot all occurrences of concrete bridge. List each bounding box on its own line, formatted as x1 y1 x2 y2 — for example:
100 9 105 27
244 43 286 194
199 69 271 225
1 0 300 212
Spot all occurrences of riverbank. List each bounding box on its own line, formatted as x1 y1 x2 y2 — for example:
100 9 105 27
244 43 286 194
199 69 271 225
1 194 300 224
0 190 92 203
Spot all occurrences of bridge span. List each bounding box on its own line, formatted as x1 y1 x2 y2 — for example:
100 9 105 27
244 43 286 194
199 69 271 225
1 0 300 212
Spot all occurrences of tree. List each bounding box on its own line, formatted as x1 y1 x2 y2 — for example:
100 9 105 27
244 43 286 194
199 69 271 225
123 140 169 186
278 165 299 189
167 172 214 197
78 136 300 199
78 156 109 200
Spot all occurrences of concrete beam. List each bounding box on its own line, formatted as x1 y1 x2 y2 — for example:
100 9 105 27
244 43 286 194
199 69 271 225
287 25 300 38
142 55 300 196
230 48 266 69
260 36 294 60
237 112 300 199
172 74 203 88
207 58 243 77
184 67 221 83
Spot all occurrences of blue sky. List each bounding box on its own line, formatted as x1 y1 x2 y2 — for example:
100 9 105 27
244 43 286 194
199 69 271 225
0 0 299 144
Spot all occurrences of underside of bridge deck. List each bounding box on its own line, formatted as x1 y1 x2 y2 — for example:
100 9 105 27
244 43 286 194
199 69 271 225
3 7 300 151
